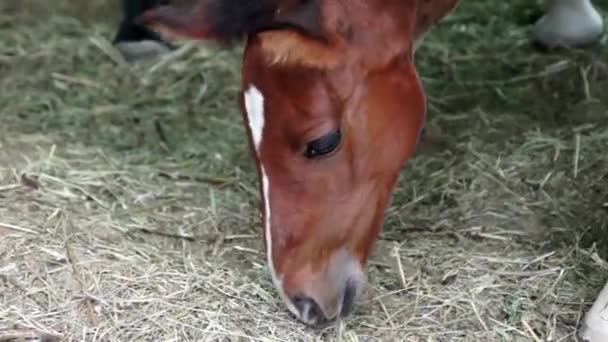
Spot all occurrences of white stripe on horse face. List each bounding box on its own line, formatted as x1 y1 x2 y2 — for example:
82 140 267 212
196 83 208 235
243 85 301 320
244 86 265 151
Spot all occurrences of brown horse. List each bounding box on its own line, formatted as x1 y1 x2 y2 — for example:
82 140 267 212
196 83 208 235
137 0 606 339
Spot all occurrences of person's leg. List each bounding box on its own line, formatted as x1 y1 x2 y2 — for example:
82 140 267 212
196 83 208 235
113 0 173 61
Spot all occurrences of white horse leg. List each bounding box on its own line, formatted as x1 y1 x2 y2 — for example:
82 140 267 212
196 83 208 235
580 279 608 342
534 0 604 48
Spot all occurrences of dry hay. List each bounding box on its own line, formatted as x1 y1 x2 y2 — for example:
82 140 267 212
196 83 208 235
1 1 607 341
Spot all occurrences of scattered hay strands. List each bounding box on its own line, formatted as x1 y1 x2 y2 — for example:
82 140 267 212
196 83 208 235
0 0 607 340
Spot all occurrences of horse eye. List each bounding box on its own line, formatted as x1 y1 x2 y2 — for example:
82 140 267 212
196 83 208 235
305 129 341 159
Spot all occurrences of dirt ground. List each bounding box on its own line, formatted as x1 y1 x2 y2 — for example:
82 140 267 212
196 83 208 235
1 1 607 341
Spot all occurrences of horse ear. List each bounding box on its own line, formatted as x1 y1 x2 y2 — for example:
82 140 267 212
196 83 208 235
137 5 210 42
414 0 460 49
137 0 325 45
137 0 274 43
139 0 337 68
271 0 324 41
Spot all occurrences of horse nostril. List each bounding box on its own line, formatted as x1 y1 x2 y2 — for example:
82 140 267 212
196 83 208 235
293 295 326 326
341 280 358 317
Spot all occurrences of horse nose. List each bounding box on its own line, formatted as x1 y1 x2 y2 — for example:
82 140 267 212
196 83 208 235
287 249 365 326
291 279 361 326
293 295 326 326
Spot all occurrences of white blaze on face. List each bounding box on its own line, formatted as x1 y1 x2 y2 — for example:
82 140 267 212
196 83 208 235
244 86 265 151
243 85 301 319
580 280 608 341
